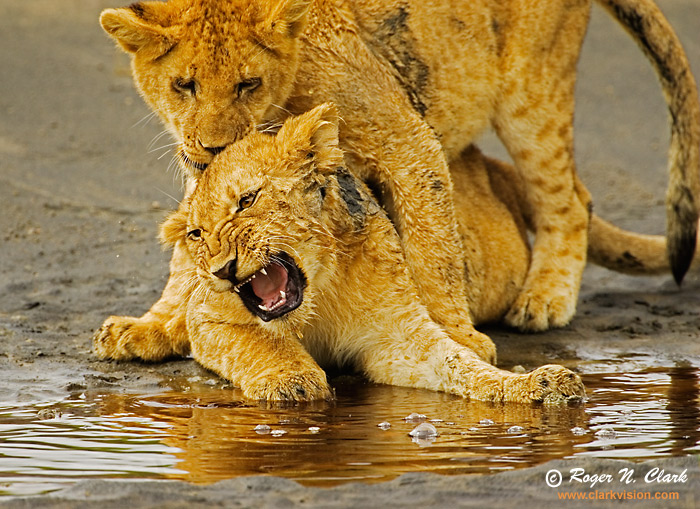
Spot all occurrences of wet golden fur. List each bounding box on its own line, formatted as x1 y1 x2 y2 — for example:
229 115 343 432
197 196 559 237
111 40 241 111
100 0 700 339
96 105 587 402
94 105 700 403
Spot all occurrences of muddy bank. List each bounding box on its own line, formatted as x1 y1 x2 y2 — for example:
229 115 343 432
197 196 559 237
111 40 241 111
2 456 698 508
1 0 699 507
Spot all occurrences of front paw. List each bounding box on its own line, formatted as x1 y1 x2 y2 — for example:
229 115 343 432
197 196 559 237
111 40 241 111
516 365 585 404
243 371 334 402
93 316 138 360
93 315 176 361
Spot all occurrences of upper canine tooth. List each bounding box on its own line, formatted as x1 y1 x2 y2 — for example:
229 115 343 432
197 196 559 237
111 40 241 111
280 291 286 299
260 268 268 276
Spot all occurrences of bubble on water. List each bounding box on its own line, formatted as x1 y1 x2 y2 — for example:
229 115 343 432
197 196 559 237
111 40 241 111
479 419 494 426
254 424 271 434
377 422 391 430
507 425 525 434
37 409 62 420
271 429 287 437
408 422 439 439
595 427 616 439
404 412 427 423
571 426 588 436
430 419 444 423
278 419 291 425
409 423 439 447
308 426 321 434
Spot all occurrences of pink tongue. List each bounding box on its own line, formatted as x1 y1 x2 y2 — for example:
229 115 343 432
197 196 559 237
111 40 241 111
250 263 288 304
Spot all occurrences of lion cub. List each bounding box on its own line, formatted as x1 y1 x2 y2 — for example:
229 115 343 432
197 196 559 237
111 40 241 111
97 103 584 403
100 0 700 336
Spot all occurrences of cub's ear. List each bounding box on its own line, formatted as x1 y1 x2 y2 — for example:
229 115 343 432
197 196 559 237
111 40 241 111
159 207 188 247
266 0 311 38
100 4 175 58
279 103 342 171
308 102 340 153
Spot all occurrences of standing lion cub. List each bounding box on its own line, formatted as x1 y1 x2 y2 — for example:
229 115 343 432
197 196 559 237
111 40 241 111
96 103 585 403
99 0 700 341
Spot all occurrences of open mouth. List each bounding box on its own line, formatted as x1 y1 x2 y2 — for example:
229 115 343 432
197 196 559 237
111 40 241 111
230 253 306 322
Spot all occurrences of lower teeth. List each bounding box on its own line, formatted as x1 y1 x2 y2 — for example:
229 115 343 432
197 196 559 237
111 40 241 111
258 294 288 313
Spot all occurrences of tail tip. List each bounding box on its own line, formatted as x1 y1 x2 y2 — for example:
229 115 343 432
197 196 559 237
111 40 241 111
669 233 696 286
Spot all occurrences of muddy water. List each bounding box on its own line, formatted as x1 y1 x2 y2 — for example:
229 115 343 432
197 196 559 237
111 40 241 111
1 368 699 496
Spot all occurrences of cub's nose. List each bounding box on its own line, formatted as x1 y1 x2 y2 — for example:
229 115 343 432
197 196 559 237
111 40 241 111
213 259 236 281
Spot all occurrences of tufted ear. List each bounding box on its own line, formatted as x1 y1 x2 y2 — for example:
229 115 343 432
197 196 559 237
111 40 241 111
159 206 189 247
100 3 175 58
278 103 343 171
266 0 311 38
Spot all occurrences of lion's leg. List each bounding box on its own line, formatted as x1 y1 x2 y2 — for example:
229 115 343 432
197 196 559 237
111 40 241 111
387 146 497 362
342 118 496 363
93 241 193 361
493 2 591 332
187 309 332 402
497 113 591 332
358 305 584 403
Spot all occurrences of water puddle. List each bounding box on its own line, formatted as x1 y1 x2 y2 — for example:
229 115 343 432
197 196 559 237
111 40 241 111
1 368 699 496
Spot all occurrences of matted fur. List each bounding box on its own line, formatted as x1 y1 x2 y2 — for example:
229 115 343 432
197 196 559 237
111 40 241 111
99 0 700 336
94 104 697 402
97 105 584 402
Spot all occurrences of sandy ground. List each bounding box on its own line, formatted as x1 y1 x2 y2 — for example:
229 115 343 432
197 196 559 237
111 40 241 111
1 0 700 507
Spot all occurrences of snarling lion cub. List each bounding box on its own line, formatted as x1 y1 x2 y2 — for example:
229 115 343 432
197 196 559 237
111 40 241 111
96 104 585 403
100 0 700 337
93 105 696 402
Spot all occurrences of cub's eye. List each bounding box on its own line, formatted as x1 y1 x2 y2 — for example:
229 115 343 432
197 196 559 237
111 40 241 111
237 190 259 211
235 77 261 98
172 77 197 96
187 228 202 240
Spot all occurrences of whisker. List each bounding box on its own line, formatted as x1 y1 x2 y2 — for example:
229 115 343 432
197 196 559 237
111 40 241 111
147 129 172 150
178 273 200 298
149 141 180 155
191 281 209 306
153 187 183 207
166 150 188 189
256 121 284 134
270 243 302 262
244 40 269 63
131 111 158 129
269 103 292 115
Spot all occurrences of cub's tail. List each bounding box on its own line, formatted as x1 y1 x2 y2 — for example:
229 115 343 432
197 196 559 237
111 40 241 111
596 0 700 283
588 214 700 275
482 149 698 277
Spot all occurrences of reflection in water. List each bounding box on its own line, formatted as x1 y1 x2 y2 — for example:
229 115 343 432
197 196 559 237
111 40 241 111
1 368 699 495
667 366 700 456
102 378 589 485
